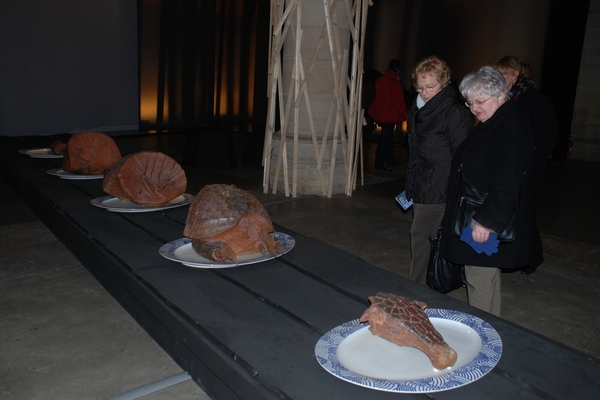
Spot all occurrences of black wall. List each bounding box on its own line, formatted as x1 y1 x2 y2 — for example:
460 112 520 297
0 1 139 136
541 0 591 160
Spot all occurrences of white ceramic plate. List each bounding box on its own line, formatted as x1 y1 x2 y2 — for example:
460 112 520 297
314 309 502 393
90 193 193 213
159 232 295 268
46 168 103 180
19 148 63 158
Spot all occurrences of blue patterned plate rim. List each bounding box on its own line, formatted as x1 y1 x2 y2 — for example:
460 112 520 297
314 308 502 393
158 232 295 268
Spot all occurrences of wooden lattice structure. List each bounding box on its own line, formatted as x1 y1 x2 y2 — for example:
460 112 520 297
263 0 372 197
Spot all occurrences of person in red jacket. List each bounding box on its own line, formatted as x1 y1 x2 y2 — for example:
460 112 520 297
368 59 408 171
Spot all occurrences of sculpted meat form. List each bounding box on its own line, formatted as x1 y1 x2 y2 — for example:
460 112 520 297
50 140 66 155
184 184 283 263
103 151 187 206
62 131 121 175
359 292 457 369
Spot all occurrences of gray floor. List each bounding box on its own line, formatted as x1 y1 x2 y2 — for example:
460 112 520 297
0 195 210 399
1 136 599 399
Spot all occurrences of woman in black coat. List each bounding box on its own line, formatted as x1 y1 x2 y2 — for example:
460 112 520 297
440 66 542 316
404 56 473 286
494 55 559 274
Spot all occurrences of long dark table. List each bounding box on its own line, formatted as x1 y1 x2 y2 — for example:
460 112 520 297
2 134 599 399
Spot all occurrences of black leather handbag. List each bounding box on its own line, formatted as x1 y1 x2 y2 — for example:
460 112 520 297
427 227 466 294
451 171 517 243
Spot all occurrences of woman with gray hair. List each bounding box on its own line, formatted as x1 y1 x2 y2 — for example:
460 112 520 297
440 66 542 316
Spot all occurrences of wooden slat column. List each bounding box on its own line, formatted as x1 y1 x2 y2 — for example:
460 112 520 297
263 0 371 198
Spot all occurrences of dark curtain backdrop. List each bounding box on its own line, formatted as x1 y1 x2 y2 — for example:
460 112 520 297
139 0 270 132
542 0 590 160
139 0 589 162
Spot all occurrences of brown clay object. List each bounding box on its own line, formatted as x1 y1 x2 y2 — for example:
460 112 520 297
184 184 283 263
62 131 121 175
103 151 187 207
360 292 458 370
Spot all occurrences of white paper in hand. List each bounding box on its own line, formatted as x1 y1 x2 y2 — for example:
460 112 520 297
395 190 413 210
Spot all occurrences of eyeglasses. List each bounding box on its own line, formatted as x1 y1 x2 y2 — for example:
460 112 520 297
465 96 492 108
416 81 439 92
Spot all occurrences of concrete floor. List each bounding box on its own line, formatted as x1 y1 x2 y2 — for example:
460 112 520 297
1 135 599 399
0 189 211 399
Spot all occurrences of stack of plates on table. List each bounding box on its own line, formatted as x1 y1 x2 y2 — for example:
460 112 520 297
159 232 295 268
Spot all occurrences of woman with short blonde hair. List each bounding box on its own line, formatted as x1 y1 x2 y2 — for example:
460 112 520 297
404 55 473 286
411 56 451 92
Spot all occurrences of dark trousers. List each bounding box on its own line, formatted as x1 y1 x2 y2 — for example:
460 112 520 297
410 203 446 286
375 122 396 169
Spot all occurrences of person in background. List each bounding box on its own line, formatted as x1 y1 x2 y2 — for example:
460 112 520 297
522 63 533 81
494 55 558 274
494 56 557 161
368 59 408 171
361 68 383 134
441 66 542 316
404 55 473 286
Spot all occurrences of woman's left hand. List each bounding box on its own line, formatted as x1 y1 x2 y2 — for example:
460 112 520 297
472 222 492 243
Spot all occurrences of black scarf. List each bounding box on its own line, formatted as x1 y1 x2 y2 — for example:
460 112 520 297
510 75 535 101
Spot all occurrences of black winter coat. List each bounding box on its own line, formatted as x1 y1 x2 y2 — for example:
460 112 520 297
513 86 559 207
440 101 543 268
516 87 558 159
405 84 474 204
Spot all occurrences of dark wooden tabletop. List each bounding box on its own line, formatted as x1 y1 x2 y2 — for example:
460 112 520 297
2 134 599 400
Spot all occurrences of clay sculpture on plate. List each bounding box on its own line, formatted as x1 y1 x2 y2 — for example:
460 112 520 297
103 151 187 206
184 184 283 264
360 292 458 370
62 131 121 175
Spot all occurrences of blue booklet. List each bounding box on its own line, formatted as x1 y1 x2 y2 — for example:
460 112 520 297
395 190 413 210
